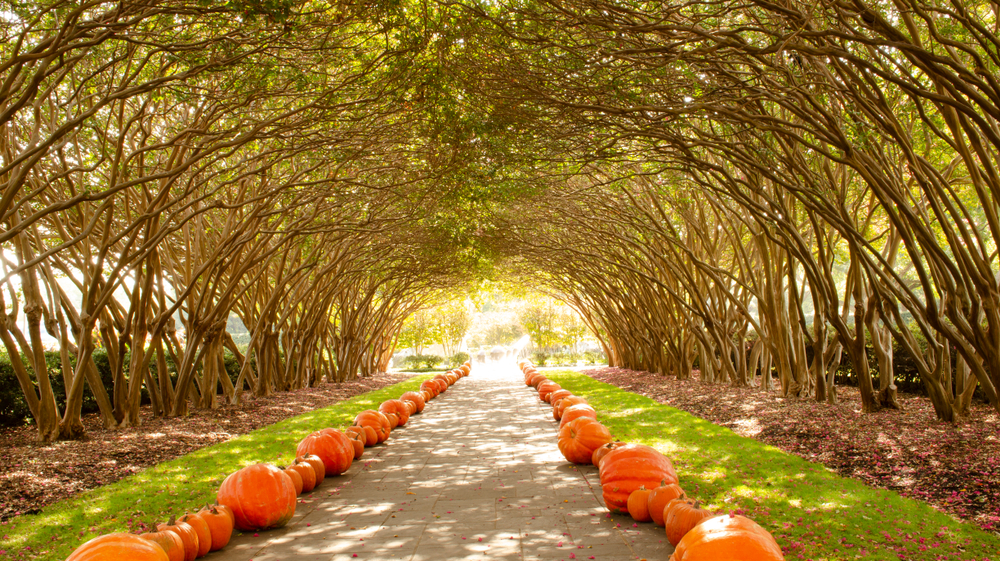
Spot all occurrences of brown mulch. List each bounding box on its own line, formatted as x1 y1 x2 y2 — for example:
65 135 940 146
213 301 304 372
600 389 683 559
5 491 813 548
584 366 1000 533
0 372 413 522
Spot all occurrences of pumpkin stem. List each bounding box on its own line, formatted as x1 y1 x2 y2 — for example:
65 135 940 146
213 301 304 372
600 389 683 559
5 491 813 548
693 501 701 509
168 514 177 525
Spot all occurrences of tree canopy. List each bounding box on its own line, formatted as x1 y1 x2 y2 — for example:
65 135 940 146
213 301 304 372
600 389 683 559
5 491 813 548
3 0 1000 441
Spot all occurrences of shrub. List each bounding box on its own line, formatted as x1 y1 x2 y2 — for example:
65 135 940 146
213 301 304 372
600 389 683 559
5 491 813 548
448 352 470 367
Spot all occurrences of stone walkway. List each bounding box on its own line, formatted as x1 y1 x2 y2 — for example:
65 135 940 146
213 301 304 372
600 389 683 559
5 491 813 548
214 362 673 560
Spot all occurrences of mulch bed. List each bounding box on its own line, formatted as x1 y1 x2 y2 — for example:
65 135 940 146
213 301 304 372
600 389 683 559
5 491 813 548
0 372 413 522
584 366 1000 534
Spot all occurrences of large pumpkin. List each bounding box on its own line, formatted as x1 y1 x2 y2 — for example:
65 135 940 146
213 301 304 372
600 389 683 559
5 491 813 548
379 399 411 426
68 533 170 561
669 515 784 561
555 396 589 419
648 483 686 526
599 444 677 513
140 528 185 561
537 381 561 402
401 391 426 412
419 380 439 398
296 429 354 475
216 463 297 531
664 499 714 547
559 403 597 428
197 505 234 551
557 417 612 464
528 373 548 387
353 410 391 443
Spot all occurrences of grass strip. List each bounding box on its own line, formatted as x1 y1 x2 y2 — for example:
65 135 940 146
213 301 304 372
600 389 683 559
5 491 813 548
546 370 1000 561
2 374 431 560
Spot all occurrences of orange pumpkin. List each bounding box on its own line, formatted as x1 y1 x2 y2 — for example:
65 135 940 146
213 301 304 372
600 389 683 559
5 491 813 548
647 482 686 526
433 378 448 393
344 426 368 446
591 441 627 467
664 499 714 546
140 527 185 561
420 380 439 398
400 391 426 413
559 403 597 428
353 410 391 443
216 463 297 531
283 466 304 495
177 512 212 557
288 458 317 492
296 429 354 475
599 444 677 513
157 516 198 561
537 381 561 402
669 515 783 560
558 417 612 464
627 487 653 523
347 433 364 459
528 373 548 387
403 399 417 415
555 396 589 419
196 505 234 551
68 533 170 561
297 454 326 484
379 399 410 426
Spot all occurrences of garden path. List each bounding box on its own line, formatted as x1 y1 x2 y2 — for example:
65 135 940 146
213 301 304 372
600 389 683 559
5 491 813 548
212 361 672 560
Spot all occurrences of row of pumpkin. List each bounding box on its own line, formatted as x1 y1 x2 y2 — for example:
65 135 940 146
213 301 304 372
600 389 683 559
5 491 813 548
66 364 473 560
518 361 786 561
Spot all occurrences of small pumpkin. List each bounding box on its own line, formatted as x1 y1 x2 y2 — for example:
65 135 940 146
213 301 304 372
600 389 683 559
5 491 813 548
591 441 627 467
557 417 612 464
402 399 417 415
627 487 653 523
68 533 170 561
559 403 597 428
669 515 783 561
344 426 368 446
528 373 548 387
664 498 714 546
140 525 185 561
347 432 364 459
196 505 234 551
177 513 211 558
297 454 326 484
283 465 304 495
157 515 199 561
288 458 317 492
216 463 297 531
400 391 426 413
647 482 686 526
433 378 448 393
599 444 678 513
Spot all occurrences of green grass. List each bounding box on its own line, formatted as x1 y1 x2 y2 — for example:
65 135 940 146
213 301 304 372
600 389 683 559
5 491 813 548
546 371 1000 561
2 375 431 560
